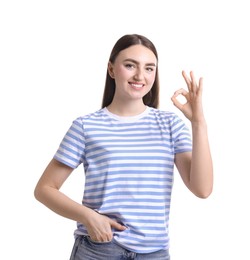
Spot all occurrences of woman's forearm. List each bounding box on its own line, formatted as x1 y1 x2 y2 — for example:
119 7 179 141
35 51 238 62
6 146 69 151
34 185 93 226
189 121 213 198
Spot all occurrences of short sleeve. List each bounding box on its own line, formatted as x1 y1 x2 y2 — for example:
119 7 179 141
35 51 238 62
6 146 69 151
54 118 85 168
171 114 192 154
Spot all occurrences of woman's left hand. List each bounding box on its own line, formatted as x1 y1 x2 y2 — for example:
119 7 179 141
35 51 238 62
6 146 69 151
171 71 205 123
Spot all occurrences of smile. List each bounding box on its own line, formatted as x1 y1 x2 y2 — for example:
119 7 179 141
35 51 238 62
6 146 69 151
129 82 144 89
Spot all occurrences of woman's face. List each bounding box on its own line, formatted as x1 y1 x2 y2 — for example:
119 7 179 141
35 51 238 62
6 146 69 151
108 44 157 103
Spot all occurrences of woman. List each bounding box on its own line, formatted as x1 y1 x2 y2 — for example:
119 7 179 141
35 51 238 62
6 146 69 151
34 34 213 259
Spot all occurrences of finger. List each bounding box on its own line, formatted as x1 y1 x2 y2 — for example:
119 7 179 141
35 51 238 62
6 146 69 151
171 97 183 111
90 234 112 242
110 220 127 231
172 88 189 98
182 70 192 92
190 71 198 93
171 89 188 110
197 77 203 96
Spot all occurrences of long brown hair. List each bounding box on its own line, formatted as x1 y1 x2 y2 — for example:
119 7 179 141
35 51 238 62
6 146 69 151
101 34 160 108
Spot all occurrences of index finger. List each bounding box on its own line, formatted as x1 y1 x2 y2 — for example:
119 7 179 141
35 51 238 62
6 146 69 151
182 70 192 92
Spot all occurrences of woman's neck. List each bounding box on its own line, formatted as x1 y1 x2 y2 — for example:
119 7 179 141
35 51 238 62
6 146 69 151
107 100 146 117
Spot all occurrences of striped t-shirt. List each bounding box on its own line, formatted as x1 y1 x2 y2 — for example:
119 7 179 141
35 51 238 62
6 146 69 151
54 106 192 253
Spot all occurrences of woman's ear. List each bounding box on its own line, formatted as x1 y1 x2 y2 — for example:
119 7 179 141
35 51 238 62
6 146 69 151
108 62 115 78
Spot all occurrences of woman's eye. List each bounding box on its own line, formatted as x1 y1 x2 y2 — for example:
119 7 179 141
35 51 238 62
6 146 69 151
125 64 135 69
146 67 154 72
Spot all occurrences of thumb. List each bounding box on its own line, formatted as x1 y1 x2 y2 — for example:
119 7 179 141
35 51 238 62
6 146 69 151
109 219 127 231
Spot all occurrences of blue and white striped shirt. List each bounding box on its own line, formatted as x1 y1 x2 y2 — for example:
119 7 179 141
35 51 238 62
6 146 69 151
54 106 192 253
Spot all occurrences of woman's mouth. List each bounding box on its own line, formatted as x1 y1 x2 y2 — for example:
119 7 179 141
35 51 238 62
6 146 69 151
129 82 144 89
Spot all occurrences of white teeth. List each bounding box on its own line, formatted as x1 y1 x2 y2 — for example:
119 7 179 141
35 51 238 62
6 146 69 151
131 83 143 88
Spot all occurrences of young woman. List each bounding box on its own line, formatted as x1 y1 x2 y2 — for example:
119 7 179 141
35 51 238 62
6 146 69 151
34 34 213 260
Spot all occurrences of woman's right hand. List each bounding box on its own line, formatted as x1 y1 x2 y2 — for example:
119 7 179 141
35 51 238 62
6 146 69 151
85 210 126 242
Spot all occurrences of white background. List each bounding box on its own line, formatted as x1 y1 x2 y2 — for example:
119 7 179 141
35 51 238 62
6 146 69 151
1 0 250 259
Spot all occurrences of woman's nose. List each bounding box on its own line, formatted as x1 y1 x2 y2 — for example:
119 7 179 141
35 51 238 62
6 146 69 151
133 68 143 81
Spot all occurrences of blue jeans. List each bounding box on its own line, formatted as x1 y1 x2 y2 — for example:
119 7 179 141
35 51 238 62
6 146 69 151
69 236 170 260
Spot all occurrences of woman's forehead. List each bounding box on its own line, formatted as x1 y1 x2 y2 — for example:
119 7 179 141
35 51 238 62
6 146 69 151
116 45 157 64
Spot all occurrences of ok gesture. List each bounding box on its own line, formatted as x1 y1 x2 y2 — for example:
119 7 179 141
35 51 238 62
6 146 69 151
171 71 205 123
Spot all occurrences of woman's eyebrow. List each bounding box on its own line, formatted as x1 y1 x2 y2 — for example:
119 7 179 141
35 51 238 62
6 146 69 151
123 58 156 67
